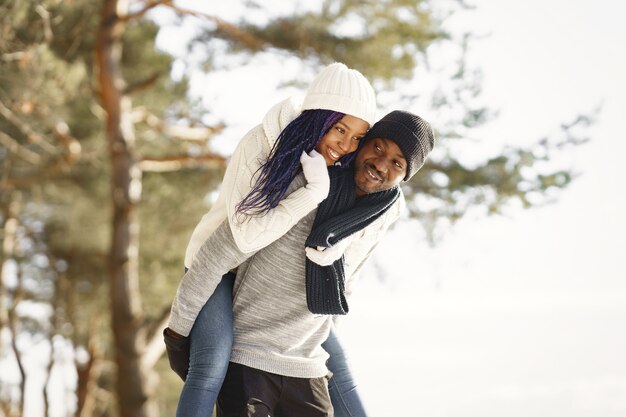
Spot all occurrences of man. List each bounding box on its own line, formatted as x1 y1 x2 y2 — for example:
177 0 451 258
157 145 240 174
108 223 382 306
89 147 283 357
168 111 435 416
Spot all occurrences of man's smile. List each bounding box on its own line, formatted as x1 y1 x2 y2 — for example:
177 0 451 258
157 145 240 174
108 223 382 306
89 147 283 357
364 162 383 182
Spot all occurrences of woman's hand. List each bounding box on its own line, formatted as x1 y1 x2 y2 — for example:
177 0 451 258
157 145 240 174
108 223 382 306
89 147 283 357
163 327 190 381
305 236 352 266
300 150 330 204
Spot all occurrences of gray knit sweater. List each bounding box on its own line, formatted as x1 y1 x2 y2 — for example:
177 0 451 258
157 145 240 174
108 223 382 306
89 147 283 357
169 179 337 378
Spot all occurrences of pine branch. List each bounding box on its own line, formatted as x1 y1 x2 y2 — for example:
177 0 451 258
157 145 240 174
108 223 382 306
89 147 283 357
132 106 225 141
139 154 226 172
124 72 163 95
166 4 266 50
123 0 172 21
35 5 53 44
0 100 58 154
49 120 82 165
0 131 42 164
1 51 28 62
0 155 73 190
161 123 225 141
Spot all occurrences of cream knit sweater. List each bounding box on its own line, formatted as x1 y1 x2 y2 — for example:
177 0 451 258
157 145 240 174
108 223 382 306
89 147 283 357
183 95 405 275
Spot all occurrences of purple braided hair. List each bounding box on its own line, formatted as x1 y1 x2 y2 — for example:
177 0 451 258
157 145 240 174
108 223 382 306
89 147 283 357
236 109 349 217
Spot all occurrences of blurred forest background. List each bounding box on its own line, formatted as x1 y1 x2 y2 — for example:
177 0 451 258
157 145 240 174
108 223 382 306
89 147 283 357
0 0 593 416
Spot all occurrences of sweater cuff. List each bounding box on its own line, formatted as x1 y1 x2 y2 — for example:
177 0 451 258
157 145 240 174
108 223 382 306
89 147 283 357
282 187 320 220
167 316 194 338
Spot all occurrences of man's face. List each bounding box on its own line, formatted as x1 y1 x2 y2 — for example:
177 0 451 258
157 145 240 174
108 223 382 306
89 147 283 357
353 137 407 196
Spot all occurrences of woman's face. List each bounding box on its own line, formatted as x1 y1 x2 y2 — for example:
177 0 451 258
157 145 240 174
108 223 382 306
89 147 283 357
315 115 370 166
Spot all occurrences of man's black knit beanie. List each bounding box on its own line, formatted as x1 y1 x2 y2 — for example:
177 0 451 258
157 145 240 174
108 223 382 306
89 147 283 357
363 110 435 181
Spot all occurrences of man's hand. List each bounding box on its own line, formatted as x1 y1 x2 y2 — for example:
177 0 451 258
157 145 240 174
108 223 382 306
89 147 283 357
163 327 190 381
300 150 330 204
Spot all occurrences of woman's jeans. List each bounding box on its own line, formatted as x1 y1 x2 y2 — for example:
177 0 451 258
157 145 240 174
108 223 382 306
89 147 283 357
175 272 367 417
323 327 368 417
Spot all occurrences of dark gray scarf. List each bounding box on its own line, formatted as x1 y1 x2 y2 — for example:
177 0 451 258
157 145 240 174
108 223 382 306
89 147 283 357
305 166 399 315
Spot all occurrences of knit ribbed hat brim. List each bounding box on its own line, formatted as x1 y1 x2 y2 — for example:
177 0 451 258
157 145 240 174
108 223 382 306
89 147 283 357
364 111 435 180
301 63 377 126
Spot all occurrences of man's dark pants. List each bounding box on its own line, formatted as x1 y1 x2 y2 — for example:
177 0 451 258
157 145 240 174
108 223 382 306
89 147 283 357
217 362 333 417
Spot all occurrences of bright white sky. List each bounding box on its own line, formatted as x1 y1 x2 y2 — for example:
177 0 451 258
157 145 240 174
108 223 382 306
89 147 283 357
5 1 625 416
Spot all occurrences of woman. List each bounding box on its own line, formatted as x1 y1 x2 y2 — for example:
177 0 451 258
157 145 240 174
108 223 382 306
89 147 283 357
165 63 381 417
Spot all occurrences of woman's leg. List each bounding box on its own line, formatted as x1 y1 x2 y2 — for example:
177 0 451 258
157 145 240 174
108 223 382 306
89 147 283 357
176 272 235 417
322 327 368 417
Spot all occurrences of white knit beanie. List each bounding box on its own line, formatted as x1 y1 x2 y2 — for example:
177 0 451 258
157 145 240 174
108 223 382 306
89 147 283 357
301 63 377 127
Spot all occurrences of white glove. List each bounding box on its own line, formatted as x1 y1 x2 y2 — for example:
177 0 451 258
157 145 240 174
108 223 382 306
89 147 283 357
305 236 352 266
300 150 330 204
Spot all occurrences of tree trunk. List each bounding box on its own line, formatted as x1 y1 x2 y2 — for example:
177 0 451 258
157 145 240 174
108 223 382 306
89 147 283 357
1 194 26 417
95 0 157 416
